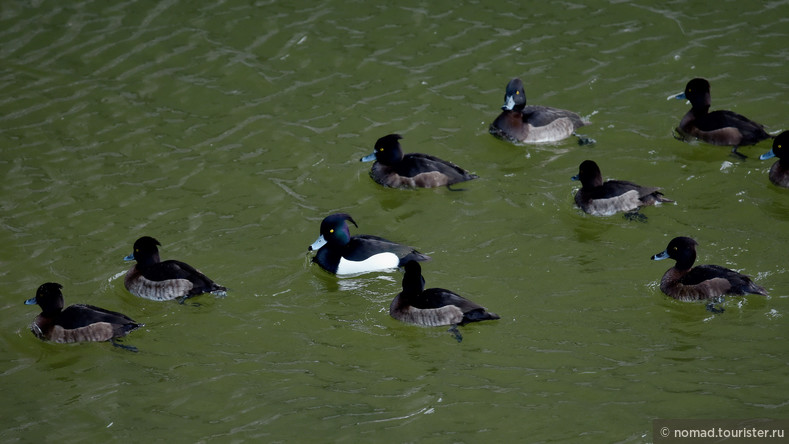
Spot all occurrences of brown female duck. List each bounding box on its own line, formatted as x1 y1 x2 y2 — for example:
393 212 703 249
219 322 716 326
390 261 499 339
651 237 767 302
25 283 141 349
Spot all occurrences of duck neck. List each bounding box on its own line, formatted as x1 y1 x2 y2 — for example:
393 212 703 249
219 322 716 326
39 307 61 318
690 104 710 116
674 253 696 272
402 270 425 295
137 252 161 268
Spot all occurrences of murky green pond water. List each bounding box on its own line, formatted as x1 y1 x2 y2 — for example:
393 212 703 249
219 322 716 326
2 0 788 442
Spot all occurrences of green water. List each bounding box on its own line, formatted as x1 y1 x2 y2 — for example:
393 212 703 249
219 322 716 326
2 0 788 442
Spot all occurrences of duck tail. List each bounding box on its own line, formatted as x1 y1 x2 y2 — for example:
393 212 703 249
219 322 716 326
124 322 144 335
459 308 501 325
656 192 674 204
210 283 228 297
747 282 769 297
399 251 431 266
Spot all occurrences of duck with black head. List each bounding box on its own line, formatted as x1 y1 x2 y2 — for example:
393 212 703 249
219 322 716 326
651 237 768 311
389 261 499 341
308 213 430 276
360 134 478 189
124 236 227 302
671 78 773 158
572 160 672 219
489 78 590 144
760 131 789 188
24 283 142 350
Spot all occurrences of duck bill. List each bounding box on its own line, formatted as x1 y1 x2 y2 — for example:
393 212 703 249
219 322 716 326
360 153 377 162
123 253 135 261
24 297 37 305
668 92 690 104
760 149 776 161
308 235 327 251
651 250 669 261
501 95 516 110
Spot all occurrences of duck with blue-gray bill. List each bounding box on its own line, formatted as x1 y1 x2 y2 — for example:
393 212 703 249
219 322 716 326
25 282 141 350
308 213 430 276
360 134 478 189
651 236 768 302
670 78 772 158
759 131 789 188
124 236 227 302
489 78 589 144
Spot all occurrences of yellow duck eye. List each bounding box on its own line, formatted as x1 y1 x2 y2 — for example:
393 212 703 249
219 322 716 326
329 229 334 233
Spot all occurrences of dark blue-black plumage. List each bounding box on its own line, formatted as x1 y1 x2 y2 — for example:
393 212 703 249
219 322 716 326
308 213 430 276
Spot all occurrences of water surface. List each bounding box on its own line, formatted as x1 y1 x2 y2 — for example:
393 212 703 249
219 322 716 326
1 0 788 442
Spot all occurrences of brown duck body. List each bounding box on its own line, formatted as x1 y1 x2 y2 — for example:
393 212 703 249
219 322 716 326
124 267 198 301
390 292 468 327
490 106 587 144
368 155 477 189
658 265 767 302
31 304 139 343
767 160 789 188
676 109 769 147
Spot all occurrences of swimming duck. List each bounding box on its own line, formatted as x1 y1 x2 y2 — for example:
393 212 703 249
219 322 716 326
24 282 141 349
308 213 430 276
572 160 672 217
360 134 478 189
759 131 789 188
671 78 772 158
651 236 768 302
124 236 227 302
390 261 499 335
489 78 589 144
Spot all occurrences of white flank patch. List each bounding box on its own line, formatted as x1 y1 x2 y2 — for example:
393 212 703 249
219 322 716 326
336 252 400 276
